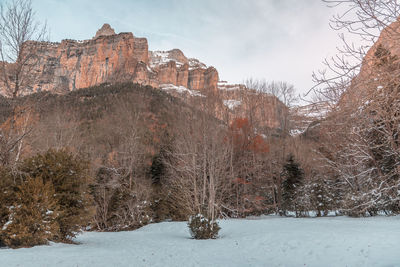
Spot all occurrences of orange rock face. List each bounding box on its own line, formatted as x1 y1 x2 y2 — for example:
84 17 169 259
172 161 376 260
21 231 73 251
176 64 189 87
149 49 218 92
217 83 288 130
1 25 219 94
25 31 149 93
343 19 400 104
0 24 286 130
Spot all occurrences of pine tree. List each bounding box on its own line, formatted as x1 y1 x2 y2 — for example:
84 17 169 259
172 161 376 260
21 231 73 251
309 179 335 217
0 167 16 247
1 177 59 248
19 150 93 241
281 154 304 216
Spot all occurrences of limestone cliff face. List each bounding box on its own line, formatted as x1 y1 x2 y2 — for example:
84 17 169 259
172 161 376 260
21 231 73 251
217 82 288 129
28 31 149 93
187 67 218 91
149 49 218 91
361 19 400 74
94 23 116 38
177 64 189 87
343 18 400 104
5 24 219 94
0 24 286 129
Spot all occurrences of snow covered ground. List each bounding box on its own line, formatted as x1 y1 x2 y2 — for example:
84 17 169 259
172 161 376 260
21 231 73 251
1 216 399 267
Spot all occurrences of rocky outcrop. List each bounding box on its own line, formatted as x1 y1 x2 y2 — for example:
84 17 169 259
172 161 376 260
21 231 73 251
149 49 217 91
0 24 287 129
343 18 400 104
217 81 288 129
21 30 149 93
0 24 219 94
94 24 116 39
361 19 400 75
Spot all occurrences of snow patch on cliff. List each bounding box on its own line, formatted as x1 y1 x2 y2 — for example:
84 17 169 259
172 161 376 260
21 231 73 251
223 99 241 110
149 51 184 68
160 84 204 97
289 101 330 136
149 51 207 71
188 58 207 70
218 81 244 91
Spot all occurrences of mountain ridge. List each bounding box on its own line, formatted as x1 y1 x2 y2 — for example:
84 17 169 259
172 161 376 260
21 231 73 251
0 24 219 95
0 23 288 130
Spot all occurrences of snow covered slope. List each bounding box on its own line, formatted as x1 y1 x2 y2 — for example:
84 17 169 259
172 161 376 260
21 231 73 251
1 216 399 267
290 101 331 135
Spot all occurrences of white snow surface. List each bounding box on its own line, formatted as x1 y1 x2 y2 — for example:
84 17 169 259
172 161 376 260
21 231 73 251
223 99 242 110
218 83 243 91
188 58 207 70
1 216 399 267
149 51 184 68
292 101 331 120
160 84 204 97
149 51 207 70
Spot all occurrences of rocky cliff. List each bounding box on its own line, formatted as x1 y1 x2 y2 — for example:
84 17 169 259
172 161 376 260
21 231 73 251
343 18 400 104
1 24 219 95
28 32 149 93
0 24 286 130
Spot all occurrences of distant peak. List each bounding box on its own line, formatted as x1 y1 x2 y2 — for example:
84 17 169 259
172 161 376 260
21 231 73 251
94 23 116 38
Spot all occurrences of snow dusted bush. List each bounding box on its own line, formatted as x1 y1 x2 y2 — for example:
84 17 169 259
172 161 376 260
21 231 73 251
188 214 220 239
0 150 94 248
1 177 59 248
19 149 93 242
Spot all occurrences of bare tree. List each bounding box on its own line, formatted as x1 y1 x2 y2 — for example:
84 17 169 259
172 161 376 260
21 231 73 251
241 79 299 213
162 109 233 221
310 0 400 216
309 0 400 104
0 0 47 165
0 0 47 98
266 81 297 107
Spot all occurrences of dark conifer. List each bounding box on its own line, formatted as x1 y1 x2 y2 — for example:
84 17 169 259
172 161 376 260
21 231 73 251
281 154 304 216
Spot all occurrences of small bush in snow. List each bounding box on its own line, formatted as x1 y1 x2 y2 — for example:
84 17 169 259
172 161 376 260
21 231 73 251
188 214 220 239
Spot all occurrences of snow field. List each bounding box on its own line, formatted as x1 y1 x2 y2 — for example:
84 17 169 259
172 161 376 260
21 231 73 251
0 215 399 267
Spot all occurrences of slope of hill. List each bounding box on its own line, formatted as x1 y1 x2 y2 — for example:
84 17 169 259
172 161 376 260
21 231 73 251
0 82 197 165
290 101 330 136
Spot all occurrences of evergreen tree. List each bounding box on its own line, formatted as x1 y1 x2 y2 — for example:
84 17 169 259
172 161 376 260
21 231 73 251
1 177 59 248
281 154 304 216
0 167 16 247
150 153 165 185
309 179 336 217
19 150 93 241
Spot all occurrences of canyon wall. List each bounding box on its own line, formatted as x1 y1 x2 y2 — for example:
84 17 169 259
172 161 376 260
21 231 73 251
342 18 400 104
3 24 219 94
0 24 286 130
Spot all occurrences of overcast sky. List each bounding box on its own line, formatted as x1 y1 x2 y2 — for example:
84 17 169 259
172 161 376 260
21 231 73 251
32 0 343 98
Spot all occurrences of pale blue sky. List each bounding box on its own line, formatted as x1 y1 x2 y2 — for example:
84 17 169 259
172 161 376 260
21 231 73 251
31 0 341 96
